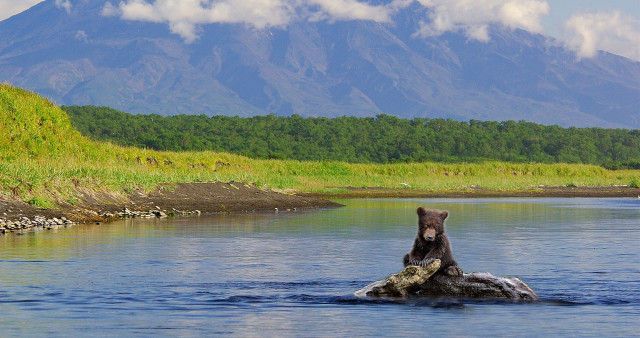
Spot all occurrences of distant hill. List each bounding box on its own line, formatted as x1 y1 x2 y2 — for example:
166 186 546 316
1 0 639 128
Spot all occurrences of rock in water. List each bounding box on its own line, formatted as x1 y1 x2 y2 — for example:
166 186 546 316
417 272 537 300
355 261 537 301
354 260 442 298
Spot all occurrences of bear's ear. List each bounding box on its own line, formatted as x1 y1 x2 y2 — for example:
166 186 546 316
417 207 427 216
439 210 449 220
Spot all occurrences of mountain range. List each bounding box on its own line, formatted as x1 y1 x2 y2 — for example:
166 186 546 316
1 0 639 128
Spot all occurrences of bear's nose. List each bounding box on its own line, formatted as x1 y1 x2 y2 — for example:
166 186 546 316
426 235 434 240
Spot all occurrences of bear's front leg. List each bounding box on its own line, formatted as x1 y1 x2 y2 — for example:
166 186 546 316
443 265 464 276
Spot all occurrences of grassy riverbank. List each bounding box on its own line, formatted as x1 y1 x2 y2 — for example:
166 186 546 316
2 84 640 211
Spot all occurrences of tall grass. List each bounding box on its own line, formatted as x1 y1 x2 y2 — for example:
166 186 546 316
1 83 639 207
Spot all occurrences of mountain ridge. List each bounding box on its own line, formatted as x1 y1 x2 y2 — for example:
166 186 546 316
1 0 639 128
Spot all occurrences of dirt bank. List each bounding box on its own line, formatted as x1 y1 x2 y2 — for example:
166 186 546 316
0 182 342 227
2 183 638 232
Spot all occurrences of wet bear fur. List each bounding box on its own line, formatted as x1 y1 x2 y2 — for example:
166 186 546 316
403 207 463 276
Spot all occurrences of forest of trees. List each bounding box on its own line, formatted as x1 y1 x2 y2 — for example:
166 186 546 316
63 105 640 169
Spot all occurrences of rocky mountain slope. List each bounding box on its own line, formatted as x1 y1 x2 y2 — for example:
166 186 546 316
1 0 638 128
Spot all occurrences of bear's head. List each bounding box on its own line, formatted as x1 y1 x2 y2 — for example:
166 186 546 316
417 207 448 242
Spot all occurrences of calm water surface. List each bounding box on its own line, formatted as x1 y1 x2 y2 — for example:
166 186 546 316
1 198 639 336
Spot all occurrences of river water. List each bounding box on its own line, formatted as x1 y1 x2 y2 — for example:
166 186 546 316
1 198 639 336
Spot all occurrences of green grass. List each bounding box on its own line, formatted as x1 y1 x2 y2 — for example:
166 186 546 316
27 196 56 209
0 84 89 159
1 83 640 208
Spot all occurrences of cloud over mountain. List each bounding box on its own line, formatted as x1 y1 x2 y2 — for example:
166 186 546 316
0 0 43 19
563 11 640 61
103 0 551 43
103 0 396 43
413 0 549 41
98 0 640 62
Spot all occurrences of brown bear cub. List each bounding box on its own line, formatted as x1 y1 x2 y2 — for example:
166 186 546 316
403 207 464 276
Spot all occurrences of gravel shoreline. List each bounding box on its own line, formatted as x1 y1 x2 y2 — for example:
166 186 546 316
0 182 343 235
2 183 638 235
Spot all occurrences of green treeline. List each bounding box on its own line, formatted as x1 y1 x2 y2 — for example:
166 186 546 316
62 105 640 169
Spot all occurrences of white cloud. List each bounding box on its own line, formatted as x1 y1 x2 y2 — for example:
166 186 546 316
101 2 120 16
75 30 88 42
0 0 44 21
106 0 394 43
413 0 550 41
308 0 392 22
563 11 640 61
55 0 72 13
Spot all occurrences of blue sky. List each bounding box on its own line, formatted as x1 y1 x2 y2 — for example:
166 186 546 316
1 0 639 60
